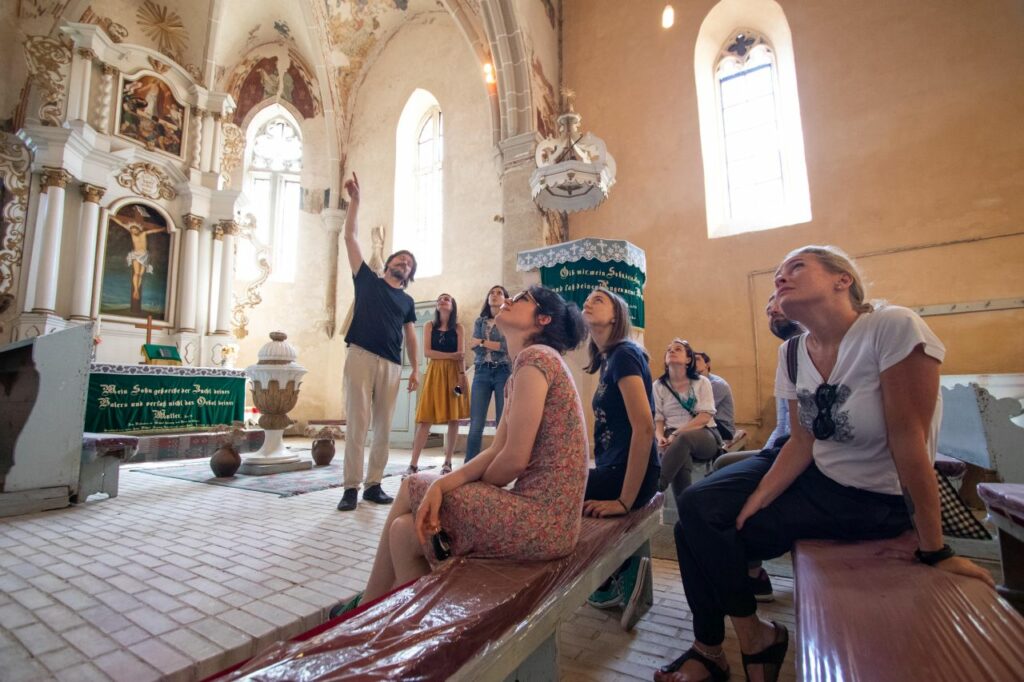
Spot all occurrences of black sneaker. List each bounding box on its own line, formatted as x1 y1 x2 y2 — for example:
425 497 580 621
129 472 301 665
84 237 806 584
749 567 775 603
362 484 394 505
336 488 358 511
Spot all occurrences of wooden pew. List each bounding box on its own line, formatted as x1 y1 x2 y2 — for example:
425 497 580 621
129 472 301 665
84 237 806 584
211 494 663 681
793 532 1024 681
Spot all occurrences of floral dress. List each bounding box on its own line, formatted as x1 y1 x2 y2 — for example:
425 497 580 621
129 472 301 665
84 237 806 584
406 344 588 563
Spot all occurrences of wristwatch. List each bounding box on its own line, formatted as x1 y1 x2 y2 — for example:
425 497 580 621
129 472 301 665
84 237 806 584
914 544 955 565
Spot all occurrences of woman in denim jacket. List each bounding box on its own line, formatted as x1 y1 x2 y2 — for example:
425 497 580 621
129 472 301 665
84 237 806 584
465 285 511 461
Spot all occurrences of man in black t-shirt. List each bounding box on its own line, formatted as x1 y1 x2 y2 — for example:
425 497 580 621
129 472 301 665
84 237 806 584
337 173 420 512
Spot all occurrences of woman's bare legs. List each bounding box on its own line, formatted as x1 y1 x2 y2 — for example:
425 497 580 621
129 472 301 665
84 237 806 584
444 420 459 468
388 514 431 585
363 478 425 601
407 422 432 469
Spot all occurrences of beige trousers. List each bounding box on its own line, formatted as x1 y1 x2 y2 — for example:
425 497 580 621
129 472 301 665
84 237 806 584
343 345 403 489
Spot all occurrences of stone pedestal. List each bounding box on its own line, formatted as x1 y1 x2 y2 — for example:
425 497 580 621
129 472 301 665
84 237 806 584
242 331 308 476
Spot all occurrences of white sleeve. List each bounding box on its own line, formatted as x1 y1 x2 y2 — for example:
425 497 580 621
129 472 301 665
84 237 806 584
874 306 945 372
774 340 798 400
653 382 667 422
695 376 717 414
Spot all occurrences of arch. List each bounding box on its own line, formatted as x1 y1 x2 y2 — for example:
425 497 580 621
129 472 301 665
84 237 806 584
695 0 811 238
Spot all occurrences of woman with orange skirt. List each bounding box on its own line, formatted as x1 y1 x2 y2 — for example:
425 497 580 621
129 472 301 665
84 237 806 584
406 293 470 476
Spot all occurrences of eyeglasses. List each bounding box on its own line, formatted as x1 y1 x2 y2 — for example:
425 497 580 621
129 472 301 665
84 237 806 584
812 383 838 440
510 289 545 314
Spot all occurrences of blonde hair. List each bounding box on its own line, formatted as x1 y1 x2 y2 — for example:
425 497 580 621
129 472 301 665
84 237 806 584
781 244 874 313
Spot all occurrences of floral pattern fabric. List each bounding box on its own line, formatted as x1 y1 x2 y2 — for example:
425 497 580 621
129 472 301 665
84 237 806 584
406 344 588 563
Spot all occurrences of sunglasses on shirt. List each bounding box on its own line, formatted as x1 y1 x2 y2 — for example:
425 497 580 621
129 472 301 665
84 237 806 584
812 383 838 440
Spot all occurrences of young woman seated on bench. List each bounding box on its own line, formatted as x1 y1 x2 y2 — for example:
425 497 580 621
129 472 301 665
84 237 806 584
330 286 589 616
657 245 993 682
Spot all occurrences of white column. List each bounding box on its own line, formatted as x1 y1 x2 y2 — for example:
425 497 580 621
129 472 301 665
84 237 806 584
177 214 202 332
214 220 237 334
22 188 48 313
200 111 215 173
211 113 224 175
33 168 73 314
95 64 117 133
208 230 223 330
66 48 95 123
69 184 105 320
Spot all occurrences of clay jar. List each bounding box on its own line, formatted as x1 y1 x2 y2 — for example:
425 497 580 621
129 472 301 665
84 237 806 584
311 438 335 466
210 444 242 477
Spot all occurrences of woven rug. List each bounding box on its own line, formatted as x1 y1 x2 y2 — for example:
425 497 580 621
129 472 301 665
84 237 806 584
131 457 434 497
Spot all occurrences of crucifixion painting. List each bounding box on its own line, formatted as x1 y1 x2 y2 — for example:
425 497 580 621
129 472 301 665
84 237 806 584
100 203 171 320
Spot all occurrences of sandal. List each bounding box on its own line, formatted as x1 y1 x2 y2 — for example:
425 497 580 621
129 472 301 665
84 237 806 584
741 621 788 682
441 462 452 474
655 646 730 682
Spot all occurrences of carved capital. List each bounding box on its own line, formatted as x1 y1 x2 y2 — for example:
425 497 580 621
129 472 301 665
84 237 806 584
76 48 97 62
41 167 72 189
218 219 239 236
191 106 202 117
213 225 224 241
101 63 118 77
79 183 106 203
212 112 222 123
182 214 204 231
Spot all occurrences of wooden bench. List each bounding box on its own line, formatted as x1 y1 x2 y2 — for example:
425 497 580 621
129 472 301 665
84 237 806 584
978 482 1024 613
211 494 664 681
793 532 1024 681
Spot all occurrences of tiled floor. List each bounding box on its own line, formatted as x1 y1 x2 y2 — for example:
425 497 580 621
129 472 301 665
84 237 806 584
0 442 797 681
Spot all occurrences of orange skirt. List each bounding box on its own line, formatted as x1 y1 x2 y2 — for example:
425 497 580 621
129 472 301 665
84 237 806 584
415 359 471 424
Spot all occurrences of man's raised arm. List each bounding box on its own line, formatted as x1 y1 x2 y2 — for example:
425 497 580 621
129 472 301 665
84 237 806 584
342 172 364 273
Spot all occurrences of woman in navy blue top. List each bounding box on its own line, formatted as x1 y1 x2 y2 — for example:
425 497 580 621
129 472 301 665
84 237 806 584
580 287 660 628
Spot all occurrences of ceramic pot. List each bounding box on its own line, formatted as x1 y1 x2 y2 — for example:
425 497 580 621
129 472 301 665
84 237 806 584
311 439 335 466
210 445 242 477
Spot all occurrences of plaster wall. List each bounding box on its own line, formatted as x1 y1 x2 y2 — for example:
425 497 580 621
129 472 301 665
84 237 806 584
564 0 1024 444
237 12 502 424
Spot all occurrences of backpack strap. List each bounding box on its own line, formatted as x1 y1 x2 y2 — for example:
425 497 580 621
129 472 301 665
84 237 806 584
785 334 803 385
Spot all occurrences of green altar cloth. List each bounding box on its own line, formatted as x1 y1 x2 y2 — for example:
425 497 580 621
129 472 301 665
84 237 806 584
86 363 245 433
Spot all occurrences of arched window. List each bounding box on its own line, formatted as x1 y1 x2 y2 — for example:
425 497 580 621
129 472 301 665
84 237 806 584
394 90 443 278
695 0 811 238
239 106 302 282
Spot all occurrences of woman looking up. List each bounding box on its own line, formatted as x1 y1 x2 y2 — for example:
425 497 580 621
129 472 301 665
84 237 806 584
657 245 993 682
405 293 469 476
465 285 511 462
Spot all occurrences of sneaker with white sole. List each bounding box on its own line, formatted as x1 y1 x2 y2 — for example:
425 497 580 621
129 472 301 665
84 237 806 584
620 556 651 631
587 576 622 609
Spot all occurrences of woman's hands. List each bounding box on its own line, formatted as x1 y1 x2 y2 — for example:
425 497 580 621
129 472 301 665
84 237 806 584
414 481 444 545
935 556 996 586
657 432 676 448
735 489 769 530
583 499 628 518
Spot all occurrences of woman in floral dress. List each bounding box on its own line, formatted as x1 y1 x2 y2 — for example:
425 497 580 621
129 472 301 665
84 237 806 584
337 285 588 611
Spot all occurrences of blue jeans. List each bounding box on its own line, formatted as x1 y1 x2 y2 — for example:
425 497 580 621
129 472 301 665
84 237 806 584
465 363 510 461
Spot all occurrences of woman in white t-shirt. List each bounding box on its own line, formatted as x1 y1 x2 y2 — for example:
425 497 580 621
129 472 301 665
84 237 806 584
655 338 720 501
656 245 993 682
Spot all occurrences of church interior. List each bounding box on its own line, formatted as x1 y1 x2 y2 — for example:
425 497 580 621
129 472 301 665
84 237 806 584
1 0 1022 680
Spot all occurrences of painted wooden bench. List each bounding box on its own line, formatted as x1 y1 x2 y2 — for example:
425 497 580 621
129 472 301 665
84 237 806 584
77 433 138 502
210 494 664 681
978 482 1024 613
793 532 1024 681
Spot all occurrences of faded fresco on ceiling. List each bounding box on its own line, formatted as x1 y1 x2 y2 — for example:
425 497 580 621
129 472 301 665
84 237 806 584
79 6 128 43
229 49 321 126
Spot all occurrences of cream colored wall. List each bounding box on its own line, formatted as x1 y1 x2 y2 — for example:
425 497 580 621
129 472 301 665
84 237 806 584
564 0 1024 444
296 12 501 422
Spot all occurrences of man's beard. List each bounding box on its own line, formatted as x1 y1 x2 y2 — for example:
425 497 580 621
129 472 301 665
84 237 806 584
388 267 406 282
770 317 802 340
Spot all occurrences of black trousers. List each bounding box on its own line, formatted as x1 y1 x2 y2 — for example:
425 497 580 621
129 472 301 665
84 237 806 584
675 450 911 645
586 460 660 510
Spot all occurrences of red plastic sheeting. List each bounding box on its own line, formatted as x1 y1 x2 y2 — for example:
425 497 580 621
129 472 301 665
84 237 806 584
220 494 663 681
794 532 1024 682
